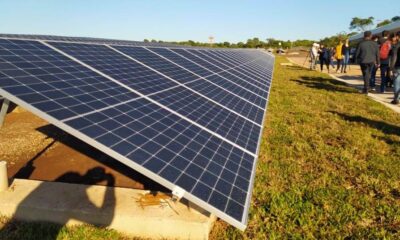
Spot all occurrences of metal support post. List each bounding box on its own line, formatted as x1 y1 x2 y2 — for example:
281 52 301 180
0 99 10 128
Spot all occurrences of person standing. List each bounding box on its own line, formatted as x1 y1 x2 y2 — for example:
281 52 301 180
310 43 319 70
379 30 391 93
330 47 336 69
389 32 400 104
355 31 380 94
369 35 380 91
341 39 350 73
318 44 331 72
335 40 344 73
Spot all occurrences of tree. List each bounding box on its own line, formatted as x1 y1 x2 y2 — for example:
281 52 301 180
143 39 149 43
222 41 231 48
349 17 374 32
377 19 392 28
392 16 400 22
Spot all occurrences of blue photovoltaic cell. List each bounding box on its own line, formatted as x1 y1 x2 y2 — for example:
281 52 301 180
0 34 275 230
221 51 269 76
204 74 268 107
147 47 266 114
47 41 262 134
113 46 200 84
184 80 265 123
169 48 222 73
147 47 214 77
0 34 185 48
48 42 178 95
64 97 254 222
150 86 261 153
187 49 231 70
0 39 139 120
191 49 270 88
207 50 271 84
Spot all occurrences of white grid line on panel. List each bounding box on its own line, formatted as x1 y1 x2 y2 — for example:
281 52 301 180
170 48 269 97
40 40 256 157
143 47 264 111
107 45 261 127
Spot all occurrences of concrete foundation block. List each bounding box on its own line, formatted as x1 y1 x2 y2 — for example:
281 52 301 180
0 179 215 239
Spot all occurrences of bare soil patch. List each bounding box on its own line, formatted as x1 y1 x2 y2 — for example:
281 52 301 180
0 106 165 191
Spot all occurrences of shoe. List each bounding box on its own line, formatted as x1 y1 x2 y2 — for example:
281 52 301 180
390 100 399 105
344 70 347 73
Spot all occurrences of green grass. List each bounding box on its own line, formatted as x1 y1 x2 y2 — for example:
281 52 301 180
211 57 400 239
1 56 400 239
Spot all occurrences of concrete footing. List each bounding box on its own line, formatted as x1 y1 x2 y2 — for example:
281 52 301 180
0 179 216 239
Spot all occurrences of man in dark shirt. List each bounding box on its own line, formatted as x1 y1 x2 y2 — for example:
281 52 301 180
355 31 380 94
379 30 391 93
389 32 400 104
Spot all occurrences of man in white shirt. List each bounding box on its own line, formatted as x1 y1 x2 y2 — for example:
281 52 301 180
310 43 320 70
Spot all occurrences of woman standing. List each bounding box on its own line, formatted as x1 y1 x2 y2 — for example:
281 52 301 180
318 45 331 73
341 39 350 73
335 40 344 73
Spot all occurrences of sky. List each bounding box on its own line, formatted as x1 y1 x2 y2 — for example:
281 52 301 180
0 0 399 43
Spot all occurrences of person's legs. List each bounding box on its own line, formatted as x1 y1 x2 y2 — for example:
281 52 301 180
386 67 393 88
326 59 330 73
370 65 377 89
314 57 318 70
344 53 349 72
330 58 335 69
380 64 389 93
341 56 347 73
393 68 400 103
310 56 315 70
336 59 341 72
320 58 324 71
360 63 372 93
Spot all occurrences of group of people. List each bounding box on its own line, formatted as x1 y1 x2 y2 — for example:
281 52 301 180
309 30 400 105
309 40 351 74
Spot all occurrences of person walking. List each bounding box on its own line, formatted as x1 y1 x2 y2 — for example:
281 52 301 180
369 35 380 91
389 32 400 104
379 30 391 93
334 40 344 73
341 39 350 73
355 31 380 94
318 44 331 72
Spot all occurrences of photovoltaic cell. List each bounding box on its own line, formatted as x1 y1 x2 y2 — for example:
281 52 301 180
184 80 265 123
0 39 139 120
169 48 222 73
113 46 200 84
150 86 261 153
146 47 214 77
0 33 185 48
0 34 275 230
48 42 178 95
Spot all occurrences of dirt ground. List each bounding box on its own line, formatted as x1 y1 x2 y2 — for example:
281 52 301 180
0 105 165 191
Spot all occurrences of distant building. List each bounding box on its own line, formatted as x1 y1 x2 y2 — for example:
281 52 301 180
349 21 400 42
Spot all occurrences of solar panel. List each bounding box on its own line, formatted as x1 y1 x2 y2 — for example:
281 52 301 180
0 33 190 48
0 34 275 230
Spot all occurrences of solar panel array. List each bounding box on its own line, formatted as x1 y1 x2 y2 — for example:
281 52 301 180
0 34 274 230
0 33 190 48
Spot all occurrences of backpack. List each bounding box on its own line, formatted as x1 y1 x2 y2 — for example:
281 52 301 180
380 40 391 60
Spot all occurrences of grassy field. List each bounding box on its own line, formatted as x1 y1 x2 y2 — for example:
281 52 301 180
1 56 400 239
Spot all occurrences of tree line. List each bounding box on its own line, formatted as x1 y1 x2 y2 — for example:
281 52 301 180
144 15 400 49
144 37 315 49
